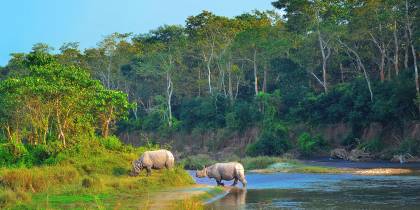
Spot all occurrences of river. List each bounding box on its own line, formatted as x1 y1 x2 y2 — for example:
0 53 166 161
190 161 420 209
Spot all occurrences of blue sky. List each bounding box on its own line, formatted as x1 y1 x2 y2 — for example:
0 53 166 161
0 0 274 66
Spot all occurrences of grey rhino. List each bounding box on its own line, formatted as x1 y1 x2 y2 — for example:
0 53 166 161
196 162 247 188
131 149 174 176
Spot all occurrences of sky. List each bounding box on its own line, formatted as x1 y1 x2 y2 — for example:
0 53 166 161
0 0 274 66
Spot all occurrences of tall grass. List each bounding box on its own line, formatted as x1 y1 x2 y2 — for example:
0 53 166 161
0 138 195 209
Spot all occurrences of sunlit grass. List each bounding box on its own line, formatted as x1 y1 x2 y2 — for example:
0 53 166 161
0 140 195 209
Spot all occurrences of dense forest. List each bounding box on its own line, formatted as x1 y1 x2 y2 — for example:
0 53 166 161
1 0 420 165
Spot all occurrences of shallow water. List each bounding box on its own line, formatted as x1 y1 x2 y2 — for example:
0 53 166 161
191 171 420 209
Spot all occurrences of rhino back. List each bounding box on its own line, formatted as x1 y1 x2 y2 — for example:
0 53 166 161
142 150 170 169
207 162 243 181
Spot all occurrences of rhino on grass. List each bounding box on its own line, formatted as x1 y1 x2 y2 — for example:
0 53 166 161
196 162 247 188
130 149 175 176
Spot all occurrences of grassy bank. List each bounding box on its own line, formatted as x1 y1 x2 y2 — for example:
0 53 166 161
0 139 196 209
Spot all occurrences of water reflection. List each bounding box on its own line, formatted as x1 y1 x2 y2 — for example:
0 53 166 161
207 187 247 210
201 172 420 209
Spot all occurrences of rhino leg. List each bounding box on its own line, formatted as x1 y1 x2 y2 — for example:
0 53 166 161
216 180 224 186
231 178 238 186
239 178 247 188
146 166 152 176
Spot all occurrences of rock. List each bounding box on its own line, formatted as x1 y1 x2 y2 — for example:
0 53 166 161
348 149 372 162
330 148 349 160
390 155 405 163
391 154 420 163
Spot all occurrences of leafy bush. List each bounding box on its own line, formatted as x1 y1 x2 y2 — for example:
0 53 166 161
297 132 327 156
225 101 260 131
358 138 383 153
398 138 420 156
100 136 123 151
246 122 290 157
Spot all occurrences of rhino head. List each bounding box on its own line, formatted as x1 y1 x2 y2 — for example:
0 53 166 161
196 166 207 178
129 160 143 176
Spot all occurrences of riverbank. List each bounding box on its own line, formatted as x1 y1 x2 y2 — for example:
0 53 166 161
248 158 420 176
0 140 200 209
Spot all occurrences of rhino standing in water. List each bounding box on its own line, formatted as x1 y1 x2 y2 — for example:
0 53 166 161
196 162 247 188
130 149 174 176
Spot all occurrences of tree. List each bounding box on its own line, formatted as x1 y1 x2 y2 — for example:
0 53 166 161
135 25 186 127
0 50 131 146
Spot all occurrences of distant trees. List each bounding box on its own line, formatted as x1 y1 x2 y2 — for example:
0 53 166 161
0 50 131 146
0 0 419 155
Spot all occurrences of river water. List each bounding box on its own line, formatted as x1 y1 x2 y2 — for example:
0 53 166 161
190 164 420 209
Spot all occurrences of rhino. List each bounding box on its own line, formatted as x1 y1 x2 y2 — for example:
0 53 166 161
130 149 175 176
196 162 247 188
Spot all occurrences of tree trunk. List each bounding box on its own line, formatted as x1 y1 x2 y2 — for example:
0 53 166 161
394 20 400 76
205 43 215 95
5 125 12 142
253 48 259 96
207 59 212 95
410 42 419 97
406 0 419 109
263 67 267 93
56 114 66 147
340 63 344 83
369 32 386 82
318 30 331 93
167 71 173 127
380 53 386 81
404 27 409 69
235 75 240 99
228 62 233 100
340 40 374 102
102 118 111 138
106 56 112 89
198 69 201 97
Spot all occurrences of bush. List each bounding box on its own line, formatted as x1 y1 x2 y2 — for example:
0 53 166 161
398 138 420 156
246 122 290 157
225 101 260 131
359 138 383 153
297 132 327 156
100 136 123 151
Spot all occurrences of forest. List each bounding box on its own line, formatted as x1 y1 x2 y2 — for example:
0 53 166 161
1 0 420 166
0 0 420 209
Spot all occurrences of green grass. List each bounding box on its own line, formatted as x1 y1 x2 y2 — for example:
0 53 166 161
0 140 195 209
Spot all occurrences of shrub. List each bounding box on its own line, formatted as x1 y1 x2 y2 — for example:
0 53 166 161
100 136 123 151
246 122 290 157
297 132 327 156
359 138 383 153
398 138 420 156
